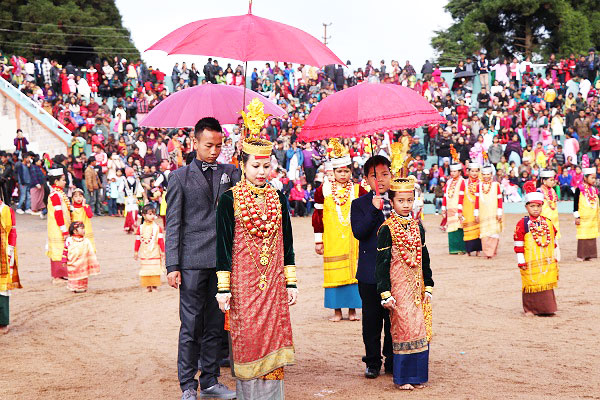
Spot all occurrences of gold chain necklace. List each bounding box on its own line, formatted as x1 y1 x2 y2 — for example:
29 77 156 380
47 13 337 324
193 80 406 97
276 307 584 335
242 226 280 290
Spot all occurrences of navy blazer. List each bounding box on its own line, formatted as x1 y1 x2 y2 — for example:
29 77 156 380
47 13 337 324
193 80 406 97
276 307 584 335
351 191 386 284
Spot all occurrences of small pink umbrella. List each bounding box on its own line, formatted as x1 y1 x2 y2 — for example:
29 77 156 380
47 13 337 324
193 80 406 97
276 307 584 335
297 83 446 142
140 84 286 128
146 3 344 67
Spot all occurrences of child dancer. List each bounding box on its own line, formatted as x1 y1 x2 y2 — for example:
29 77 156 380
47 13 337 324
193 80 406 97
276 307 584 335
62 221 100 293
70 188 95 252
376 175 434 390
574 166 599 261
123 167 141 234
134 205 165 292
513 182 558 315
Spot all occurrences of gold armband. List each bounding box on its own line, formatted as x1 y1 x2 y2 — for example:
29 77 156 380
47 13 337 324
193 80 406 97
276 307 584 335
216 271 231 292
380 291 392 300
284 265 297 286
425 286 433 294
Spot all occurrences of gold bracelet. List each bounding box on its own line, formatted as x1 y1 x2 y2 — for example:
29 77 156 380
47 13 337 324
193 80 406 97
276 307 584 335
216 271 231 291
380 291 392 300
284 265 297 285
425 286 433 294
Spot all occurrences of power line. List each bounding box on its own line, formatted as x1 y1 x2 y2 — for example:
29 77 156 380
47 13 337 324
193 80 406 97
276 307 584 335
0 40 138 51
0 28 130 38
4 43 139 55
0 18 130 31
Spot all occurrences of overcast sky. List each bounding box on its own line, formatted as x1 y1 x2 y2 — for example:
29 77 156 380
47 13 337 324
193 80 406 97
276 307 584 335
115 0 452 73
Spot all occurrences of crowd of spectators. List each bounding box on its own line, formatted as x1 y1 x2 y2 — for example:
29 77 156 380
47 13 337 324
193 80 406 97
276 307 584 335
1 48 599 219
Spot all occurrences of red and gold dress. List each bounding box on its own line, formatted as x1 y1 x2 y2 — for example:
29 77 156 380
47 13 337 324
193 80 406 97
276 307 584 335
216 181 296 399
376 214 433 386
62 235 100 292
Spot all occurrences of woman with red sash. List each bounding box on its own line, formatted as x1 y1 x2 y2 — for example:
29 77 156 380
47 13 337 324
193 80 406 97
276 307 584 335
216 99 297 400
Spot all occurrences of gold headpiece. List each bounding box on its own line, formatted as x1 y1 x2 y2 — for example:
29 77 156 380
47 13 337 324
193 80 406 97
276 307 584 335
390 175 417 192
390 141 415 192
328 138 351 168
240 98 273 158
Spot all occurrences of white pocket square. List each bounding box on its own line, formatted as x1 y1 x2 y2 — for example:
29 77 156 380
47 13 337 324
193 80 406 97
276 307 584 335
220 174 231 184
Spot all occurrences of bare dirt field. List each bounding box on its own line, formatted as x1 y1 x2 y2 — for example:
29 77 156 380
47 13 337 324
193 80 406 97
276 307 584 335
2 213 599 400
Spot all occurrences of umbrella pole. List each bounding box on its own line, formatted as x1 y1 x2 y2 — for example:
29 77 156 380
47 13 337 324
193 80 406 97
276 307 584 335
243 60 248 111
369 135 380 196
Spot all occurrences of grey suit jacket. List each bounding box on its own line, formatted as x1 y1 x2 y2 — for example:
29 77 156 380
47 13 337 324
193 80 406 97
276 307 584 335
165 161 241 272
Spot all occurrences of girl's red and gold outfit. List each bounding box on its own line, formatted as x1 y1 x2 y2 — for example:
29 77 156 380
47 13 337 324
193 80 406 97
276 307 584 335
62 235 100 292
216 180 296 399
573 183 599 260
376 213 433 386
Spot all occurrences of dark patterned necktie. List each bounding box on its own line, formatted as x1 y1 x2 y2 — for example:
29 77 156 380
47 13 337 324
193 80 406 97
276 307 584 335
201 162 217 171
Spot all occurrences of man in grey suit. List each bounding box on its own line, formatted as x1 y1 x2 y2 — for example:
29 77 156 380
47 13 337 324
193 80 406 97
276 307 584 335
166 117 240 400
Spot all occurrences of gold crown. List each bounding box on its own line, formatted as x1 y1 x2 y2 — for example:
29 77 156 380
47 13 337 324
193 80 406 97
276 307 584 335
240 98 273 157
390 175 416 192
242 138 273 157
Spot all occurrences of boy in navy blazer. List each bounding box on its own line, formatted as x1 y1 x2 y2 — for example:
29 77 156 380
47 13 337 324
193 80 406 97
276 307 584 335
350 155 394 379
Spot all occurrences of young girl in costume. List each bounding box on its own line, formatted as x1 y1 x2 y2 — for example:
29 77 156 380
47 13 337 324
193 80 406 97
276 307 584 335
70 188 95 252
123 167 142 234
134 205 165 292
313 138 365 322
513 182 558 315
62 221 100 293
574 165 599 261
376 174 434 390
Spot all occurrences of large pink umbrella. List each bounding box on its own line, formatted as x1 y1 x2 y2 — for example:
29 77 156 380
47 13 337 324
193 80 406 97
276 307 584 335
140 84 286 128
297 83 446 142
146 4 344 67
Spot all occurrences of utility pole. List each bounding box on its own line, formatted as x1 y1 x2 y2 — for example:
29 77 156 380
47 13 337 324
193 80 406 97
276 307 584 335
322 22 332 46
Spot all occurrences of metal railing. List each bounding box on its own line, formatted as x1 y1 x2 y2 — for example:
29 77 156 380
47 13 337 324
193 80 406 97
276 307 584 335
0 75 72 142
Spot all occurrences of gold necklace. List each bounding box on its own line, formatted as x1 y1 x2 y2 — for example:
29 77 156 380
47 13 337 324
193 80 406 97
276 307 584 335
242 227 280 290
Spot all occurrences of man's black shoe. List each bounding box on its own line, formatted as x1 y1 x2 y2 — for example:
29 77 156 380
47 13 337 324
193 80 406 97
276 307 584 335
365 367 380 379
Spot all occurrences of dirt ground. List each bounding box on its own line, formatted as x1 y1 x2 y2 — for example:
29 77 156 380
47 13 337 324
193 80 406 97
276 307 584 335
2 213 599 400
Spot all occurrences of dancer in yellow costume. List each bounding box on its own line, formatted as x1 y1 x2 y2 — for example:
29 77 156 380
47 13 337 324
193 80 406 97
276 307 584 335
574 168 599 261
477 165 503 258
0 198 21 333
460 162 482 256
46 168 72 283
514 183 558 315
313 138 366 322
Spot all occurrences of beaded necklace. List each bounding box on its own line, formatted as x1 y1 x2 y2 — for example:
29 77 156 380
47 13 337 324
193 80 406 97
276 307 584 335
234 180 282 272
447 177 459 198
388 214 423 306
527 217 551 248
330 181 354 226
467 178 479 197
542 185 557 210
140 222 159 250
481 179 493 195
582 183 599 207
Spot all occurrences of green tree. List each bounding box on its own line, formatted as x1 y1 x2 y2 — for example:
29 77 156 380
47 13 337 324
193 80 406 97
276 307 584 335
432 0 600 64
0 0 139 63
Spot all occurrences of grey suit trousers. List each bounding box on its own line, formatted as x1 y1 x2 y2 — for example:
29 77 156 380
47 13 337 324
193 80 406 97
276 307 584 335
178 269 223 391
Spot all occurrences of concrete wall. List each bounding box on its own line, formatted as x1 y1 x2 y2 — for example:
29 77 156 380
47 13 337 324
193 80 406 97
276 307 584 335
0 89 68 157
